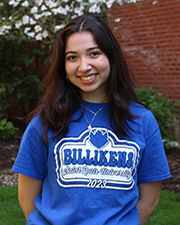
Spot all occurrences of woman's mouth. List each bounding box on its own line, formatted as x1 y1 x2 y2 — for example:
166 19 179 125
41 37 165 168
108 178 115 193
78 74 98 83
80 74 96 81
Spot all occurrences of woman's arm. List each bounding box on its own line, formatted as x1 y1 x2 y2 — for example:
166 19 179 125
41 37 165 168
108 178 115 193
18 174 43 219
136 181 161 225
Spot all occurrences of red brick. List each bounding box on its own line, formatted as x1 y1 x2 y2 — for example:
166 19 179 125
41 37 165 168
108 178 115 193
108 0 180 102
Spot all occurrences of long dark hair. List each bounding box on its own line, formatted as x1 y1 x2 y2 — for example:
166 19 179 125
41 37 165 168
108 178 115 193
28 15 139 145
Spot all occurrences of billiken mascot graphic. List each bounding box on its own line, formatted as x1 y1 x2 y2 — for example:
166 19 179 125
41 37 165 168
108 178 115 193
54 128 140 190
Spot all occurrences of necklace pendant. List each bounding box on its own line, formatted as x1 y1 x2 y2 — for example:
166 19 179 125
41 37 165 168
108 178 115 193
83 104 106 131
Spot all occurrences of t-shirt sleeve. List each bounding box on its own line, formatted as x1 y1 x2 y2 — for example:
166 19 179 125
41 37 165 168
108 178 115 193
12 116 48 180
137 111 171 183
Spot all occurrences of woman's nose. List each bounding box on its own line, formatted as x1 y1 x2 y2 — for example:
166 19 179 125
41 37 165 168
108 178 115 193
78 57 92 72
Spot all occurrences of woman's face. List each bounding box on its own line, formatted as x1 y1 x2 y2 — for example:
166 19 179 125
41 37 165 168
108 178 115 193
65 31 110 103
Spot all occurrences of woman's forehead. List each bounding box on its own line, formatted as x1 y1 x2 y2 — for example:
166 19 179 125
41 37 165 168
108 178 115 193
65 31 98 53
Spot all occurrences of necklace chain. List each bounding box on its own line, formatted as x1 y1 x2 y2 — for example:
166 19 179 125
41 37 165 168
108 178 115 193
84 106 99 115
83 104 106 129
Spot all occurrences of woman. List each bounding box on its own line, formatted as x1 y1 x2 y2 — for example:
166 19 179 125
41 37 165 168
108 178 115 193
12 15 171 225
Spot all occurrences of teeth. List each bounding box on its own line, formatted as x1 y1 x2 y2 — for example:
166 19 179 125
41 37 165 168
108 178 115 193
80 75 96 81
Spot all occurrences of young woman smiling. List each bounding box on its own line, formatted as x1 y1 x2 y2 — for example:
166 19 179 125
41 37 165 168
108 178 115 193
65 31 110 103
12 15 171 225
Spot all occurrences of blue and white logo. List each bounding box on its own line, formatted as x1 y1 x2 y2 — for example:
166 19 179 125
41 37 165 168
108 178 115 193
54 128 140 190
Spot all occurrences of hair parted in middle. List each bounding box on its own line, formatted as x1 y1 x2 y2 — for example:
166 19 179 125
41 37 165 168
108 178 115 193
28 15 139 144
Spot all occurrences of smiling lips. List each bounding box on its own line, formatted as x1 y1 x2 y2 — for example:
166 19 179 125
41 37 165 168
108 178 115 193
78 74 98 83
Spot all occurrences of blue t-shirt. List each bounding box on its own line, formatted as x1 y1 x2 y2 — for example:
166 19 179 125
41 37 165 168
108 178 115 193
12 101 171 225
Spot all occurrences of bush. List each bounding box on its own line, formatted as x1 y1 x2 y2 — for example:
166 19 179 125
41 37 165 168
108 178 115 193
0 38 50 118
0 118 19 139
135 87 180 149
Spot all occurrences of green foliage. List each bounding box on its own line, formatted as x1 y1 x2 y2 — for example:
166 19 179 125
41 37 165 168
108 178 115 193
0 0 109 43
0 37 50 116
146 191 180 225
135 87 180 148
0 119 19 139
0 185 26 225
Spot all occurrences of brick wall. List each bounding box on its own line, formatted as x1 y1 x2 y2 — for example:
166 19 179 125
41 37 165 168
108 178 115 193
108 0 180 102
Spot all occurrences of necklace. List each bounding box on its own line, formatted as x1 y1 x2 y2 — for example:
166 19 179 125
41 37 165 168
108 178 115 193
83 104 106 129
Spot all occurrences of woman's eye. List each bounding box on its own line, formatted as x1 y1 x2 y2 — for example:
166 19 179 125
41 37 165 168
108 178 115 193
90 51 100 57
67 55 77 61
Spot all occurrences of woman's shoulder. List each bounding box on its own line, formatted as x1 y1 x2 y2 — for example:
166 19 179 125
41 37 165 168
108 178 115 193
27 114 53 139
129 101 159 134
129 101 158 126
28 114 43 128
25 114 45 136
129 101 152 116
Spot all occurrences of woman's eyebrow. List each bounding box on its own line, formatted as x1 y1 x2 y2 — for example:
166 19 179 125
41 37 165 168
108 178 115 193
65 46 99 55
65 51 77 55
87 46 99 51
